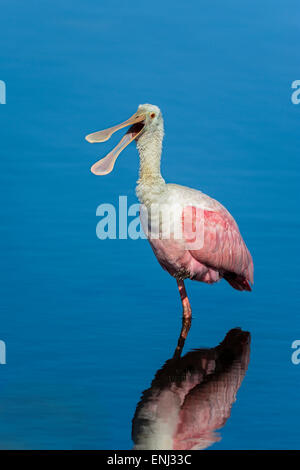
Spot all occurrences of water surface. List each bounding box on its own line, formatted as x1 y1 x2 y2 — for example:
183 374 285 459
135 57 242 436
0 0 299 449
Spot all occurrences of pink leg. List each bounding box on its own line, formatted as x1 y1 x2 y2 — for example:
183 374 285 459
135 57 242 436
174 280 192 359
177 280 192 320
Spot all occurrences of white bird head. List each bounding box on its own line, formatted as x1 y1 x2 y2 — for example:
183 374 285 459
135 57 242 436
85 103 163 175
136 103 162 130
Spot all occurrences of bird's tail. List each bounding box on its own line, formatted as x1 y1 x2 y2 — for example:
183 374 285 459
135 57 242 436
224 272 252 291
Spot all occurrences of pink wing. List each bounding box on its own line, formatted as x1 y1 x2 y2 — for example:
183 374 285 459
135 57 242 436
182 206 253 290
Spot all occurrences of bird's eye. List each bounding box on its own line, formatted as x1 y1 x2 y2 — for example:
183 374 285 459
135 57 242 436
150 112 156 119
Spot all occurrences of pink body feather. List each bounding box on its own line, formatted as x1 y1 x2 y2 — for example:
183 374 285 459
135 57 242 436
145 199 253 291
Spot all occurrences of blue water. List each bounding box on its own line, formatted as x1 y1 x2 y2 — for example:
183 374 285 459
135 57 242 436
0 0 300 449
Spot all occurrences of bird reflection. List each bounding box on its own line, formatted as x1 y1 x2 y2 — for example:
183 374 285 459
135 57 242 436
132 327 250 450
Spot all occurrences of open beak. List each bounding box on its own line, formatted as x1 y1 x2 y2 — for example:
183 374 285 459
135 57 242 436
85 111 145 175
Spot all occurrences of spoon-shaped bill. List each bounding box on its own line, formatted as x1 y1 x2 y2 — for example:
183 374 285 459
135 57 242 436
85 112 145 143
86 111 146 175
90 131 137 175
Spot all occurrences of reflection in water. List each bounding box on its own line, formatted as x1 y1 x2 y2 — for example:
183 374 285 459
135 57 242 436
132 328 250 450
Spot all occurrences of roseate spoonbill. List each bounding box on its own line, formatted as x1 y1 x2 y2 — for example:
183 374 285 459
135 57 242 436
132 328 250 450
86 104 253 336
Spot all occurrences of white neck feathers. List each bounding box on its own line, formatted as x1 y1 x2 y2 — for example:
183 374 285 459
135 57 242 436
136 119 166 204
